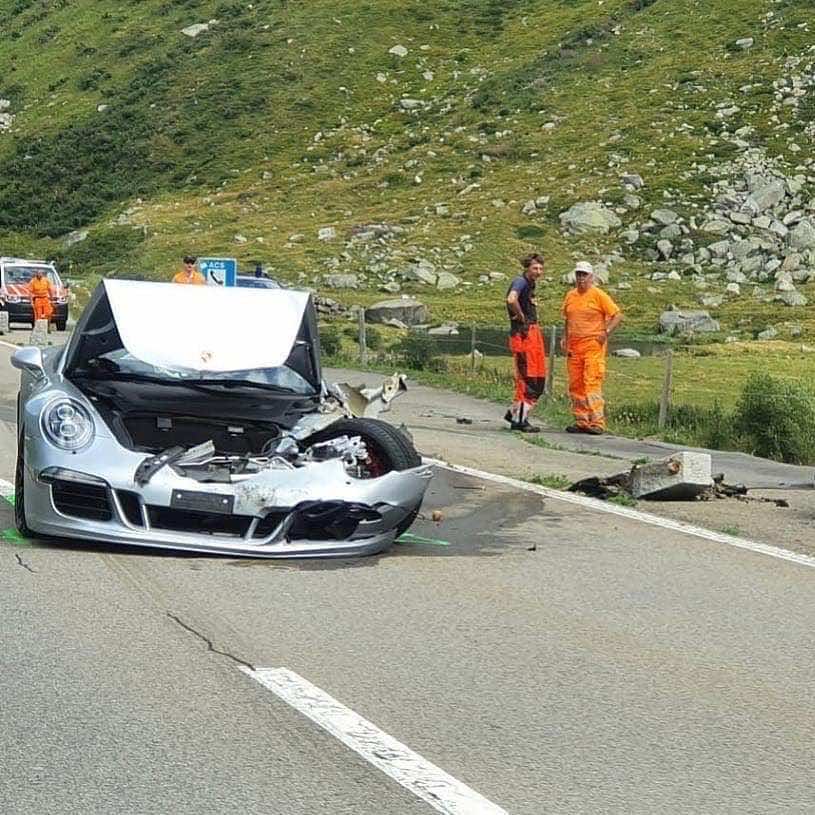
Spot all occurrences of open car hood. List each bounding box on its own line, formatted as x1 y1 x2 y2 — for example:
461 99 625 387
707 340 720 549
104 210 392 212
63 280 322 390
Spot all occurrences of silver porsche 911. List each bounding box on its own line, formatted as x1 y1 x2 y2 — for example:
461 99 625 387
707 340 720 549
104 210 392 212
12 280 431 557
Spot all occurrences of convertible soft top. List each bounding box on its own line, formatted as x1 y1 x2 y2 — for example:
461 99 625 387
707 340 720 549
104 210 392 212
63 279 322 387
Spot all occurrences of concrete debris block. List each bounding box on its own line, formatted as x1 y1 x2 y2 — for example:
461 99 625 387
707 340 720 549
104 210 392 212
630 452 713 501
30 319 49 348
0 310 8 334
612 348 641 358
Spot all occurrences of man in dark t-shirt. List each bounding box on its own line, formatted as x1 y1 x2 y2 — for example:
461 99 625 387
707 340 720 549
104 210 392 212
505 253 548 432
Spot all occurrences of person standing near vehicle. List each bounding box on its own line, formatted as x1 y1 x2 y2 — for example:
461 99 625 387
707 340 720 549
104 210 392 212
173 256 205 285
28 268 54 325
504 253 547 433
561 261 622 435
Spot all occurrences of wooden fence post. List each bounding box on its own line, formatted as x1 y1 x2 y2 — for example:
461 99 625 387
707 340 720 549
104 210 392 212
658 349 673 430
358 309 368 366
470 324 477 372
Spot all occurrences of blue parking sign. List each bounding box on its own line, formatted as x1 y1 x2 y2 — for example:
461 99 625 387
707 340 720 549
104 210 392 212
199 257 237 287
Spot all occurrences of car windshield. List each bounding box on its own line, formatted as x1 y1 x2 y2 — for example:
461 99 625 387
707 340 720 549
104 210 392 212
5 265 60 287
85 349 315 395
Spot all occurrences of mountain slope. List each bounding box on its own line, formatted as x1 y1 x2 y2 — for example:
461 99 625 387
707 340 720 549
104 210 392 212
1 0 814 335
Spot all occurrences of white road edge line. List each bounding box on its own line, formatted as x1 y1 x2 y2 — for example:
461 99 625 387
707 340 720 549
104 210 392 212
0 339 20 351
424 457 815 571
240 666 508 815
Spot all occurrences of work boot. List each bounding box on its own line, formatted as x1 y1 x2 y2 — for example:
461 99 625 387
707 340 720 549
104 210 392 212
503 409 513 424
511 421 541 434
565 425 586 434
585 426 605 436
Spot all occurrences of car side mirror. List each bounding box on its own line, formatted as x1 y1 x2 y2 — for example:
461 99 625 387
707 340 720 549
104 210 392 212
11 346 45 379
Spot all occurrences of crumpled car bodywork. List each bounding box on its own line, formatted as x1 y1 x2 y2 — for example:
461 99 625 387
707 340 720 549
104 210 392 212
13 280 431 558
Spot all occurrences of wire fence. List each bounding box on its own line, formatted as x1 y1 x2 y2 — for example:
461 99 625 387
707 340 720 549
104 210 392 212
346 317 678 428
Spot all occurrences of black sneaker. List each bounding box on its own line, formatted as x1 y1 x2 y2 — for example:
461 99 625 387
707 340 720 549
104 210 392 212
565 425 586 434
512 421 541 434
503 410 513 424
585 426 605 436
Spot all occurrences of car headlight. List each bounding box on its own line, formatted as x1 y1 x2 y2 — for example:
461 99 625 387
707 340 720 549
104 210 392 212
6 295 20 303
40 399 95 451
55 297 68 305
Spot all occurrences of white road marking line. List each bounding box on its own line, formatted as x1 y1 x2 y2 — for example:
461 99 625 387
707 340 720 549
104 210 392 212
0 339 20 351
240 666 508 815
425 457 815 571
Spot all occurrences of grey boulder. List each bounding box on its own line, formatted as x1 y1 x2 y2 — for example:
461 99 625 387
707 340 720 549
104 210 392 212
560 202 622 235
366 298 429 326
659 309 720 335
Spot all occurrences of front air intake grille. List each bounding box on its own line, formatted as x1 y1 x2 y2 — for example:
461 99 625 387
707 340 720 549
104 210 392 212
51 480 113 522
146 506 251 538
116 491 144 527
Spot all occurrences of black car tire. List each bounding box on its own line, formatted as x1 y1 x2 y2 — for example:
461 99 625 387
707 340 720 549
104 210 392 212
55 319 67 332
15 436 35 539
306 417 422 536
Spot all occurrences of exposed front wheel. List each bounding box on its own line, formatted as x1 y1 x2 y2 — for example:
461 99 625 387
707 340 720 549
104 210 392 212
306 417 422 536
55 319 67 332
14 440 34 539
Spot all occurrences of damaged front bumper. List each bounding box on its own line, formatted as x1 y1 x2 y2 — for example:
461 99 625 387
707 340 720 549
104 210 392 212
24 449 432 558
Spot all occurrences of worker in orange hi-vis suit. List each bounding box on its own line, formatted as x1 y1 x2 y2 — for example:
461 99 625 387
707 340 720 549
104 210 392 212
561 260 622 436
504 253 547 433
28 268 54 324
172 255 206 285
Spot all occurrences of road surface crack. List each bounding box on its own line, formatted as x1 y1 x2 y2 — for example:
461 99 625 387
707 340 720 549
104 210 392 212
14 553 36 573
166 612 255 671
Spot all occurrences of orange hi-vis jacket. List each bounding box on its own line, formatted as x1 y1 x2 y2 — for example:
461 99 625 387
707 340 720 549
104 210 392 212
561 287 620 340
29 277 54 321
561 286 620 430
172 270 206 285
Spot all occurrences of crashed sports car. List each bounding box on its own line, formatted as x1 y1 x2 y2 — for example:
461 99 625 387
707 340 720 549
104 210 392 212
12 280 431 557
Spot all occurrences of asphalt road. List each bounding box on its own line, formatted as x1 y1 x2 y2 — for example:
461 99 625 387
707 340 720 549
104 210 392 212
1 330 814 813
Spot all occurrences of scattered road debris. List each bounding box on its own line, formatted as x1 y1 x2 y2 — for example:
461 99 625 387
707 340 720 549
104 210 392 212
569 452 793 506
630 452 712 500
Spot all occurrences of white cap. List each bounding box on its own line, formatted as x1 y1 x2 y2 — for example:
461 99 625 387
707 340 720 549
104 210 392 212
574 260 594 275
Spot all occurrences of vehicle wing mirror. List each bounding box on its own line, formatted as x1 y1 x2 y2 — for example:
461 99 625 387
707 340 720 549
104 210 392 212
11 346 45 379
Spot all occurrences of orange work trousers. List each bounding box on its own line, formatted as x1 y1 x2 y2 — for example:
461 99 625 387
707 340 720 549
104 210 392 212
509 323 547 408
566 336 607 430
32 297 53 322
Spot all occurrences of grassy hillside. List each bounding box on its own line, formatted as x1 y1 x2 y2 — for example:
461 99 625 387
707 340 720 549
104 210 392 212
1 0 815 335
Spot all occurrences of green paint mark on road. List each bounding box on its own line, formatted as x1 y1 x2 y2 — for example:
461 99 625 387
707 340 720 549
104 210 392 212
1 493 33 547
396 532 451 547
2 527 30 547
